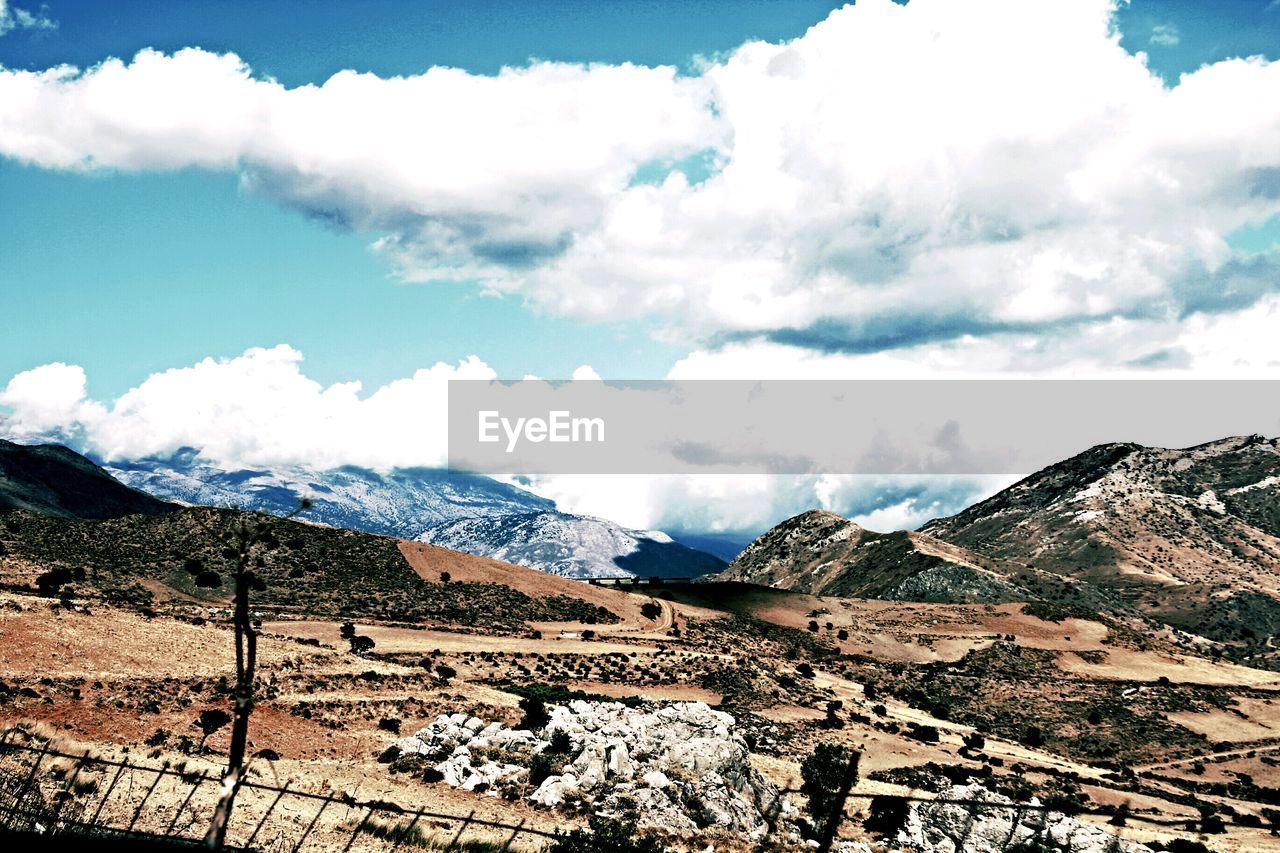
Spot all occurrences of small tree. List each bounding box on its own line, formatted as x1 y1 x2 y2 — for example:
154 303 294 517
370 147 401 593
203 500 309 850
801 742 861 846
339 621 356 640
520 695 550 731
549 815 664 853
640 601 662 621
194 708 232 752
349 634 376 655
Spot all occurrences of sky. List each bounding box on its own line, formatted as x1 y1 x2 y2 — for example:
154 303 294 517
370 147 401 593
2 0 1280 535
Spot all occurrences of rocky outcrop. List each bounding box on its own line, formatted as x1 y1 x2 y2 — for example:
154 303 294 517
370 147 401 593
390 701 790 838
891 783 1150 853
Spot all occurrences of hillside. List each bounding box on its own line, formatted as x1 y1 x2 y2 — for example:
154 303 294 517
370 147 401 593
920 435 1280 646
713 510 1024 602
419 510 727 579
0 439 173 519
0 507 620 631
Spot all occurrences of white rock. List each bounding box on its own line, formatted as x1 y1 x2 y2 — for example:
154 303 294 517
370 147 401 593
897 784 1151 853
390 701 782 838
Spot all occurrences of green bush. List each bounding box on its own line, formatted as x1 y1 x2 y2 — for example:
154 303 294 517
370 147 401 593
548 816 665 853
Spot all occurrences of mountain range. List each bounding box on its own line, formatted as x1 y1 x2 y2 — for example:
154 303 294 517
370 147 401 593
97 447 727 579
717 434 1280 657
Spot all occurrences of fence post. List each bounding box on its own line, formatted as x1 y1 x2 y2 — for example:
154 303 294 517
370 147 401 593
815 751 861 853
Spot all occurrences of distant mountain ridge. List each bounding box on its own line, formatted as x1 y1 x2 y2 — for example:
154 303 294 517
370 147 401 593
0 439 173 519
102 448 555 538
419 511 728 579
96 448 728 579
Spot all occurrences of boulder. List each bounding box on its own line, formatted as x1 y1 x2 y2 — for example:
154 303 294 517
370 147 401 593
388 700 784 838
897 784 1152 853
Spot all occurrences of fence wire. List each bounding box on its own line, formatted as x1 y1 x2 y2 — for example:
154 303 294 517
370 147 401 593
0 728 556 851
2 729 1267 852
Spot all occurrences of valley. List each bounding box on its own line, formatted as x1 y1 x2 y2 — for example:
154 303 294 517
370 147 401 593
2 437 1280 850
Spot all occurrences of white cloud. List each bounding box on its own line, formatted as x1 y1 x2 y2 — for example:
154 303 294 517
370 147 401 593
0 347 1005 536
0 0 56 36
3 0 1276 368
516 471 1007 537
0 48 719 280
1149 24 1180 47
0 345 495 470
2 1 1278 368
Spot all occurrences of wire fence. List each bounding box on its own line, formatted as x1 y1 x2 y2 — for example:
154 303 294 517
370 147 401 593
0 728 558 851
3 729 1269 852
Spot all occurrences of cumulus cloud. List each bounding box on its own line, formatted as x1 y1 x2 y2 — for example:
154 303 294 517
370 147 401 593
2 0 1279 368
0 0 56 36
0 49 719 282
0 345 496 470
3 0 1278 369
0 347 1004 536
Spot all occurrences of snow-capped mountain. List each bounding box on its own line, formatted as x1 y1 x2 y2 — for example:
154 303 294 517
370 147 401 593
101 447 554 539
419 511 728 579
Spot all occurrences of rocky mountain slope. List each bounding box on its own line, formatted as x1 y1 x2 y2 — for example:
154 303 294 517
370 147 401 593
920 434 1280 644
713 510 1025 602
0 440 173 519
103 448 554 538
419 511 727 579
718 436 1280 655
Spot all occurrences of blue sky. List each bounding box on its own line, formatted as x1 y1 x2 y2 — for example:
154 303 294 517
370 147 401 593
2 0 1278 399
0 0 849 397
2 0 1280 534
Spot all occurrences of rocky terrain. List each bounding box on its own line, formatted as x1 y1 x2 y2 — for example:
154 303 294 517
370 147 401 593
420 510 727 579
720 437 1280 663
921 435 1280 649
388 700 787 839
890 783 1152 853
